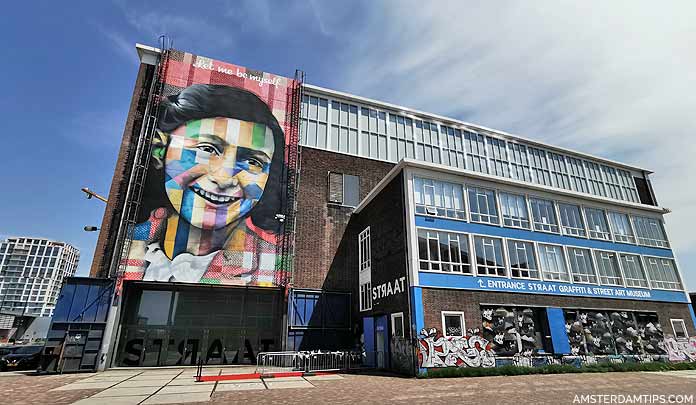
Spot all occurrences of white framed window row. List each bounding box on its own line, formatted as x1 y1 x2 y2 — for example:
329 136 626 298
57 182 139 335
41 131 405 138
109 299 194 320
411 175 671 249
415 226 683 291
302 95 643 205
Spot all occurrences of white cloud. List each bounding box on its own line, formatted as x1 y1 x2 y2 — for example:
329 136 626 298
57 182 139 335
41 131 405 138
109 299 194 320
320 1 696 288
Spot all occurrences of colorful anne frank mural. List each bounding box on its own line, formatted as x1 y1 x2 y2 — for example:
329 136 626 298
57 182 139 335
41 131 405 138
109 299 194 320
121 53 297 287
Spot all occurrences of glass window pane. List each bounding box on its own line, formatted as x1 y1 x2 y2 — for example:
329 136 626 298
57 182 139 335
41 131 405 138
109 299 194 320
537 244 569 282
608 212 635 244
568 247 596 284
619 254 648 288
559 203 586 237
594 251 623 286
474 236 506 277
343 175 360 207
507 240 538 279
530 198 559 233
468 186 499 224
499 193 529 229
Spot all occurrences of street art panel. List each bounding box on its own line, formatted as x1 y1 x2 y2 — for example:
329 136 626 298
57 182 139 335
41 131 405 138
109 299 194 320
481 306 541 356
564 310 666 356
121 50 299 287
417 328 495 368
663 337 696 362
390 336 414 374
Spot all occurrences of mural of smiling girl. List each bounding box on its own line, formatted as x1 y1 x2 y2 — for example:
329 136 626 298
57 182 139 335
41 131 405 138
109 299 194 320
122 84 287 286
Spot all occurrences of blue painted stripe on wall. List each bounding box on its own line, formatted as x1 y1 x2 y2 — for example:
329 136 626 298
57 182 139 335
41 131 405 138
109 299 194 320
547 308 571 354
410 287 427 375
689 305 696 333
411 287 425 333
419 272 689 303
415 215 674 258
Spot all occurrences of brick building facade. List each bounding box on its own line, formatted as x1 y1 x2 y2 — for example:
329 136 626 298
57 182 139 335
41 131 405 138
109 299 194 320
87 44 694 373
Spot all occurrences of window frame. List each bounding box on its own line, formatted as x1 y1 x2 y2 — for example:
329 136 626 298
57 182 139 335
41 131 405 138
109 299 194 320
417 228 472 274
644 256 682 290
607 211 636 244
567 247 598 284
670 319 688 340
594 250 624 287
498 192 531 230
618 253 649 288
391 312 405 338
537 243 570 282
358 227 371 273
506 239 540 280
558 202 587 238
359 281 372 312
467 185 499 225
413 176 466 220
473 235 507 277
441 311 466 338
328 172 360 207
631 215 669 249
529 197 560 233
584 207 612 241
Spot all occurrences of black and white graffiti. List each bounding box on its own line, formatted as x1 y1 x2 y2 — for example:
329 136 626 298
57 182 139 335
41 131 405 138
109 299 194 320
565 310 666 356
417 328 495 368
481 306 538 356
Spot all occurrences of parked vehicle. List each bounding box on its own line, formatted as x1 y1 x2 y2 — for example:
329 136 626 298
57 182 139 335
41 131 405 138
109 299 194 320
0 346 18 361
0 345 43 371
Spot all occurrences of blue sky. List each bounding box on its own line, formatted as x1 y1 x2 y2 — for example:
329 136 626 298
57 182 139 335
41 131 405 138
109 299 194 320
1 1 695 289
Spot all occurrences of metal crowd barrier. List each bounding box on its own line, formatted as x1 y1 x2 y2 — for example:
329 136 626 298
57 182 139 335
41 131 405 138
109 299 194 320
256 350 381 374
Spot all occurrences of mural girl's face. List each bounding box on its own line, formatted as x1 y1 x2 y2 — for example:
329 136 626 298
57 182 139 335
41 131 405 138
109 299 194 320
163 117 275 230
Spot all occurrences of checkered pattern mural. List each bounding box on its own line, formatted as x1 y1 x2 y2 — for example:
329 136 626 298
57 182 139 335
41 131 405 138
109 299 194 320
120 50 299 287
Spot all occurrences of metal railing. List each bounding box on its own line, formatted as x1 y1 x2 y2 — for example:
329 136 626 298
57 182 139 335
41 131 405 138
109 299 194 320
255 350 383 374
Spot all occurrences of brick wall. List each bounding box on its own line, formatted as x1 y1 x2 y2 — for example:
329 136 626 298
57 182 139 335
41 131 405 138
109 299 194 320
421 288 696 336
89 63 154 277
292 147 394 290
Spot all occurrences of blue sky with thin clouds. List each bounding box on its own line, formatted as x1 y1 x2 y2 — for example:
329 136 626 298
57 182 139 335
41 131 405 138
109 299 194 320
1 1 695 290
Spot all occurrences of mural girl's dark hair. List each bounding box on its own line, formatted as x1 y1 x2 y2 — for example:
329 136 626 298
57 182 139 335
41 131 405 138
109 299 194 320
152 84 285 232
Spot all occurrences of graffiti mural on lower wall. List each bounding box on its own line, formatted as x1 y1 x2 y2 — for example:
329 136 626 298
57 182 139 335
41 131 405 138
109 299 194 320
417 328 495 368
664 337 696 362
390 336 415 374
565 310 666 356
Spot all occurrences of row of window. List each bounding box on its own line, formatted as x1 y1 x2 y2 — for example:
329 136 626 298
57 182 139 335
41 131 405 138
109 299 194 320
413 177 669 248
301 95 644 204
417 228 682 290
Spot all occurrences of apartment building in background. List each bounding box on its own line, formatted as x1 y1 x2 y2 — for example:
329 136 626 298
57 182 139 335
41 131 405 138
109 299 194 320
0 237 80 317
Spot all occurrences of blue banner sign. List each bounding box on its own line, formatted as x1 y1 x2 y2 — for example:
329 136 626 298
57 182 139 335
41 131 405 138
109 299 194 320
418 272 689 303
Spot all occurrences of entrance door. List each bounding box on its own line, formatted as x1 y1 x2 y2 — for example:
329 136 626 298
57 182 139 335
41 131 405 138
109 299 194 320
375 315 389 369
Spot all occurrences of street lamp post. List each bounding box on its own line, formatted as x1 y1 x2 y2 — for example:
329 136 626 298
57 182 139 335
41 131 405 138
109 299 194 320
81 187 108 203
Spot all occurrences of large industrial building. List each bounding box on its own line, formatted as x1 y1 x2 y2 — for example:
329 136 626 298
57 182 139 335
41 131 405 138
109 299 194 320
86 44 694 374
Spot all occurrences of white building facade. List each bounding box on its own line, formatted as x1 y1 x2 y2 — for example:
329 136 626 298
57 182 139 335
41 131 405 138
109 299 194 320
0 237 79 317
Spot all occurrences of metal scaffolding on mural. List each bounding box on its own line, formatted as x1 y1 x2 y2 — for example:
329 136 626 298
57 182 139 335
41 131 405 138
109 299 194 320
108 36 172 286
278 69 305 286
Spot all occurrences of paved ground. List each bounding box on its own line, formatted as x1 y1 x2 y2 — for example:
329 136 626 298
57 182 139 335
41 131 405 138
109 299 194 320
0 368 695 404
